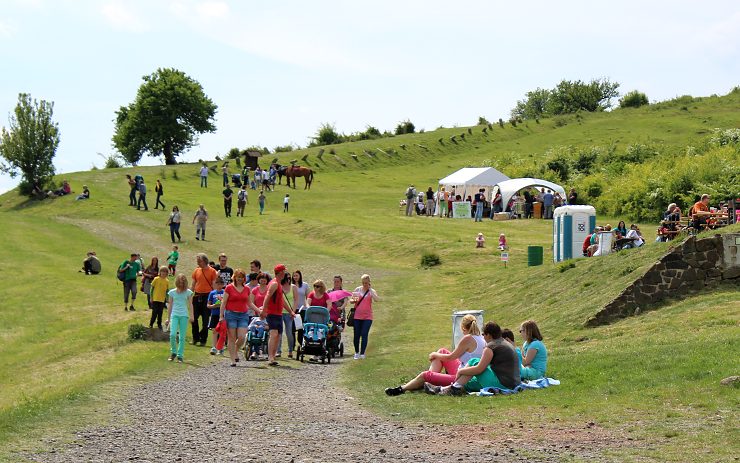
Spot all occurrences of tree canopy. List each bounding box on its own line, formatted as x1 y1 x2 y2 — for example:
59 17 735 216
0 93 60 194
112 68 217 165
512 78 620 119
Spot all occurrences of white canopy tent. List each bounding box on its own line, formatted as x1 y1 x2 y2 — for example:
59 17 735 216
438 167 510 200
494 178 566 210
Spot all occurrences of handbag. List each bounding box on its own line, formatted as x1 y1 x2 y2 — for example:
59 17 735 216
348 290 369 327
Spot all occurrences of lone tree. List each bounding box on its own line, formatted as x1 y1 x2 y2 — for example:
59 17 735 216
113 68 217 165
0 93 60 194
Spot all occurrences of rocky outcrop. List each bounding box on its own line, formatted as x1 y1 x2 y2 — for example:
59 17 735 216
586 233 740 327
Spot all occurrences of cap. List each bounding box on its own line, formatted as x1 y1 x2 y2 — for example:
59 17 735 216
274 264 286 274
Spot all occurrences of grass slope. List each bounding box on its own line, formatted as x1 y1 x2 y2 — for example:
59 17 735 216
0 92 738 462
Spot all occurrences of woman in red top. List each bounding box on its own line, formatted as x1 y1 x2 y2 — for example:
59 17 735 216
250 273 269 312
306 279 330 308
220 269 256 366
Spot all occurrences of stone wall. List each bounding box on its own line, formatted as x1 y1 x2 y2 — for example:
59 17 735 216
585 233 740 327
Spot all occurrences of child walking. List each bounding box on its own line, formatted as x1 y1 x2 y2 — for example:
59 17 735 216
207 279 225 355
150 266 170 330
167 245 179 276
166 274 194 363
283 194 290 212
258 191 266 215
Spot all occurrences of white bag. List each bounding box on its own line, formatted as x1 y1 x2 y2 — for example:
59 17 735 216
293 316 303 330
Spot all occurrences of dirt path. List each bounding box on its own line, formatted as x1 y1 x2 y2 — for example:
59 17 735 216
27 355 621 463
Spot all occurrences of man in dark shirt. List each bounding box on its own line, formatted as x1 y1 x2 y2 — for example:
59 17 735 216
213 253 234 286
223 184 233 217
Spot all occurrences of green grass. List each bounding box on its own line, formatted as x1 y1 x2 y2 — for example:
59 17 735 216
0 91 739 461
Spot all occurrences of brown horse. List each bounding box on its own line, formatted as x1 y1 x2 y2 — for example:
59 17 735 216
286 166 314 189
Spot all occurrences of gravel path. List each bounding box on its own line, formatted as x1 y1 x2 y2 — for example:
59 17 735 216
27 354 619 462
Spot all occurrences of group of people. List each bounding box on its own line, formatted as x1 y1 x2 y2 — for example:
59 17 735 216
118 252 380 366
200 163 279 193
385 316 547 396
126 174 165 211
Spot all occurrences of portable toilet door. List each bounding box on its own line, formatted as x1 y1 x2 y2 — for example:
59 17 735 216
553 205 596 262
451 310 484 347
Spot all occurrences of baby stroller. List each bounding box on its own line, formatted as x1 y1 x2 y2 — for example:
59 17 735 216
327 308 345 358
297 306 330 364
245 327 268 360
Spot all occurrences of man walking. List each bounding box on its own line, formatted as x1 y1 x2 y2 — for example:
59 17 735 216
191 253 218 346
193 204 208 240
263 264 295 366
136 180 148 211
118 253 141 311
199 165 209 188
237 185 248 217
223 183 233 218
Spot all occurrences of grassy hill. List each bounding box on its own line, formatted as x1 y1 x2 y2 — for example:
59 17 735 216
0 91 738 462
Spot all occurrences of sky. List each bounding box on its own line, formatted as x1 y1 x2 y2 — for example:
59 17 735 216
1 0 739 193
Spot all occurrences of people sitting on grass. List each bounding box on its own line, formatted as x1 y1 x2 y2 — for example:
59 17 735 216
81 251 101 275
519 320 547 381
424 321 521 395
76 185 90 200
48 180 71 198
385 314 486 396
501 328 522 366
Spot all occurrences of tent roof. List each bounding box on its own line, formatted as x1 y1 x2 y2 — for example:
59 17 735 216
496 178 566 209
438 167 509 187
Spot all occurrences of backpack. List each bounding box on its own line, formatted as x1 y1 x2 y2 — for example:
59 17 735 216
238 190 247 201
117 264 126 282
406 188 415 199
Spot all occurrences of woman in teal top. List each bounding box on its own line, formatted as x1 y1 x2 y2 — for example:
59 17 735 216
167 274 194 363
519 320 547 380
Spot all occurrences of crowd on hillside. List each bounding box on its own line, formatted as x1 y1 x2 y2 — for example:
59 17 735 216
115 252 379 367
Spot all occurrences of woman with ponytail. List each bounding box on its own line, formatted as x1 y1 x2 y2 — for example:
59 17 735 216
385 314 486 396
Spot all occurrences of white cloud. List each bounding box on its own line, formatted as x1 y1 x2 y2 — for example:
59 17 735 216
195 1 229 19
0 20 16 38
100 2 149 33
692 10 740 57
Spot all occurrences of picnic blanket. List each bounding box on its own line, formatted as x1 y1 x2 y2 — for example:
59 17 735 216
472 377 560 396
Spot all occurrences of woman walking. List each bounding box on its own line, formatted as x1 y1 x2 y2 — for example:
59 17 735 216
220 269 256 367
167 274 194 363
278 271 298 358
127 174 137 206
141 256 160 310
154 179 165 210
351 274 380 360
292 270 309 346
166 206 182 243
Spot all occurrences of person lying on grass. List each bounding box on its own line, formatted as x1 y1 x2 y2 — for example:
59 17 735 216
519 320 548 381
385 314 486 396
424 321 521 396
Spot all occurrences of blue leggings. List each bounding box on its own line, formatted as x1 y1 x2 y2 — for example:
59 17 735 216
353 319 373 355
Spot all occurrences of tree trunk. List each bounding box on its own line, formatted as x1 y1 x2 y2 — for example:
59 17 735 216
164 141 176 165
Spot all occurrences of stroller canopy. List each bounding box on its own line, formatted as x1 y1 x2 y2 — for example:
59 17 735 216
304 306 330 324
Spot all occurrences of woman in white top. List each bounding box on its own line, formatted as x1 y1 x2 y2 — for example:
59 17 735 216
385 314 486 396
292 270 310 345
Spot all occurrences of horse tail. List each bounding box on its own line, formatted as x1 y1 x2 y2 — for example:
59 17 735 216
308 169 314 189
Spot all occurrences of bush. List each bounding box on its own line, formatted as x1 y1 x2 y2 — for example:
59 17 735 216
619 90 649 108
395 120 415 135
420 252 441 268
477 116 490 125
558 261 576 273
274 145 295 153
128 324 147 341
97 152 124 169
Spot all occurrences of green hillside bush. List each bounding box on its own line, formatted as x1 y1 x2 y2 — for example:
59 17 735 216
619 90 649 108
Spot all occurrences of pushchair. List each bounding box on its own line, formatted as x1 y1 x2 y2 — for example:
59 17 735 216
245 326 268 360
327 308 345 358
297 306 330 364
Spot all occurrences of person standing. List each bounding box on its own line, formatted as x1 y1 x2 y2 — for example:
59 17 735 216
150 266 170 330
167 274 194 363
278 270 298 358
213 253 234 286
222 165 229 187
154 179 165 210
439 187 448 218
199 165 209 188
190 253 219 346
283 194 290 213
404 185 416 216
136 180 148 211
258 191 266 215
263 264 294 366
543 189 554 219
141 257 160 310
223 183 233 218
118 253 142 311
292 270 309 346
166 206 181 243
351 274 380 359
474 188 485 222
237 185 248 217
81 251 101 275
425 187 435 217
193 204 208 241
127 174 137 206
523 190 534 219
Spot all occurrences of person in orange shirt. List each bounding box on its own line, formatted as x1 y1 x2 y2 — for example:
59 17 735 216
691 194 711 230
190 253 219 346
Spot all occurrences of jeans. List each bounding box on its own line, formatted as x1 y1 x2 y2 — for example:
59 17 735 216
191 294 210 344
278 313 295 354
155 194 165 209
195 222 206 240
223 173 228 187
200 176 207 188
224 199 232 217
543 205 553 219
169 222 181 242
259 202 264 215
474 203 483 222
123 279 137 304
170 314 189 358
137 193 148 210
129 189 137 206
150 301 165 328
405 200 414 216
353 319 373 355
237 201 246 217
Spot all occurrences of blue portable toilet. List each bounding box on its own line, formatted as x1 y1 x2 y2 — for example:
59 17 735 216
553 205 596 262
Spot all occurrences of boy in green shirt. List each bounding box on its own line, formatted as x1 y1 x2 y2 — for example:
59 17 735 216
167 245 179 276
118 253 142 311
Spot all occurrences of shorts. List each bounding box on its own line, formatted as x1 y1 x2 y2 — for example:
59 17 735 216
224 310 250 329
208 313 220 329
266 314 283 334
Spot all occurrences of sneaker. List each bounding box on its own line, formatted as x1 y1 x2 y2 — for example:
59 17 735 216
438 385 464 396
129 305 136 311
177 357 183 363
168 353 176 362
195 237 199 240
218 349 225 355
385 386 404 397
210 347 217 355
276 352 282 358
423 383 441 395
199 342 206 347
353 353 360 360
359 354 366 359
124 306 129 311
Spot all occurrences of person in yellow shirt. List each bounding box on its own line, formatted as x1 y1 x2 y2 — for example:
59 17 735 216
150 267 170 330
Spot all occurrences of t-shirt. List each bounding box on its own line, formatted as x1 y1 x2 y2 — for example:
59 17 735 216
353 287 376 321
194 209 208 223
263 280 284 316
692 201 709 215
168 288 193 317
191 266 218 294
223 187 233 200
307 291 329 308
486 339 521 389
224 284 250 313
284 196 290 204
238 189 248 201
214 265 234 286
251 285 268 309
543 193 553 207
118 260 141 281
138 183 147 195
207 289 224 315
626 229 644 247
523 339 548 375
200 166 209 177
150 276 170 303
426 190 434 200
295 282 309 311
167 251 179 265
169 212 180 224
